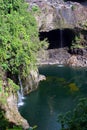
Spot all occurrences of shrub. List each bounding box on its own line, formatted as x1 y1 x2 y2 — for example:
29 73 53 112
58 98 87 130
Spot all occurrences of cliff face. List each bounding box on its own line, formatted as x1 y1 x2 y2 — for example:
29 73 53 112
26 0 87 31
0 68 29 129
27 0 87 67
4 95 29 129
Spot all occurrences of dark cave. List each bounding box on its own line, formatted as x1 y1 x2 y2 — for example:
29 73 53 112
39 29 75 49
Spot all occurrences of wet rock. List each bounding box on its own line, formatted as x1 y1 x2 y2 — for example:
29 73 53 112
67 55 80 66
26 0 87 31
0 68 29 130
37 48 71 65
4 95 29 129
70 48 84 55
39 74 46 81
37 48 87 67
23 69 46 94
23 70 39 94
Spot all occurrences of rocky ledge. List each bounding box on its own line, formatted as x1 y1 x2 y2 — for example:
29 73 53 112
0 68 29 130
37 48 87 67
26 0 87 31
4 95 29 129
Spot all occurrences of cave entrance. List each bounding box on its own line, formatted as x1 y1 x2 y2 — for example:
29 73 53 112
39 29 75 49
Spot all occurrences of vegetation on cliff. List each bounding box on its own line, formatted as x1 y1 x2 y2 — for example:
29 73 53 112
70 22 87 53
0 0 47 129
0 0 46 77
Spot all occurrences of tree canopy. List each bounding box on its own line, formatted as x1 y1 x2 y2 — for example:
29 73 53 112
58 98 87 130
0 0 47 129
0 0 45 76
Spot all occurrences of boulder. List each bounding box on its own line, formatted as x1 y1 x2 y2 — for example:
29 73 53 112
23 69 46 94
67 55 81 66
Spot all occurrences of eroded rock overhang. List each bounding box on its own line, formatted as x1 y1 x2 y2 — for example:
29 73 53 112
26 0 87 32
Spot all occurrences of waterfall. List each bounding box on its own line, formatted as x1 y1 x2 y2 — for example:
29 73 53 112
18 74 24 98
56 6 63 48
17 74 25 107
60 29 63 48
17 91 24 107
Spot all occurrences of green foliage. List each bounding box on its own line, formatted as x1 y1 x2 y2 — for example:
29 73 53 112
0 0 47 77
0 78 19 104
8 78 19 93
0 94 7 105
0 80 7 104
58 98 87 130
79 21 87 30
32 125 38 130
0 107 23 129
0 1 47 129
71 35 85 49
0 108 9 129
0 80 3 92
28 125 37 130
32 5 40 13
9 125 22 130
71 5 76 11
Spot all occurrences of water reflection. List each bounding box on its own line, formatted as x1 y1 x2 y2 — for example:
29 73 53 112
19 65 87 130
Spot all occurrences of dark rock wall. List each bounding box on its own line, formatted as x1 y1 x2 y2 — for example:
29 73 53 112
39 29 75 49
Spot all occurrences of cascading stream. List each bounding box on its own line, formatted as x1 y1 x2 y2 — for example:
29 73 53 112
17 74 24 107
18 74 24 98
60 29 63 48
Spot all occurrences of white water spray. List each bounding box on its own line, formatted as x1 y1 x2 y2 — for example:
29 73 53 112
17 91 24 107
18 74 24 98
17 74 25 107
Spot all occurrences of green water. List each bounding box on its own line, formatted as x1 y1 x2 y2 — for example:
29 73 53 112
19 65 87 130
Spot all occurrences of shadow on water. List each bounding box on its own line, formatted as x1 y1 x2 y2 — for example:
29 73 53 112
19 65 87 130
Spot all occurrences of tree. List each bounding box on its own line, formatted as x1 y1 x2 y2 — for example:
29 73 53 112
58 98 87 130
0 0 46 77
